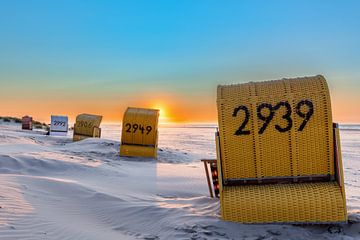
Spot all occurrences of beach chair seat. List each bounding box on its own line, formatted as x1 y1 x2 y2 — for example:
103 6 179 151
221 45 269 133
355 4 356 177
73 114 102 141
216 75 347 223
221 182 345 223
120 107 159 158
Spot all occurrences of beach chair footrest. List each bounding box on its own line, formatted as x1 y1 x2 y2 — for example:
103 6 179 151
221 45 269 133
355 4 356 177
120 144 157 158
221 182 346 223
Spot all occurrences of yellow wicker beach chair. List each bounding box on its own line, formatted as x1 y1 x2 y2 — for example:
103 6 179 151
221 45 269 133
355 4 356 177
73 114 102 141
120 107 159 158
216 75 347 224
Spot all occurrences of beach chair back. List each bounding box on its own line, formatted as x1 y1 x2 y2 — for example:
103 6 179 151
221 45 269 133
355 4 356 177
217 75 333 181
50 115 68 136
73 114 102 141
120 107 159 158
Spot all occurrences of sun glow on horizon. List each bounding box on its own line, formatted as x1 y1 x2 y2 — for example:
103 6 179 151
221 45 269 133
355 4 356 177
0 1 360 124
151 104 169 123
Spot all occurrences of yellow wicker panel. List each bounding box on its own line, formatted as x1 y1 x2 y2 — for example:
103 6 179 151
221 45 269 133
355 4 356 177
255 95 292 177
217 75 334 179
120 107 159 158
221 182 346 223
120 144 157 158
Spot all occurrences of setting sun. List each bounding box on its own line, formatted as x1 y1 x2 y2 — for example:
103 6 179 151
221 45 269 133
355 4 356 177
151 104 169 123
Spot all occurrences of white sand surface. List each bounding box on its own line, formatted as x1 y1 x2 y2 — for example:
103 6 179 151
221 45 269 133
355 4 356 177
0 121 360 240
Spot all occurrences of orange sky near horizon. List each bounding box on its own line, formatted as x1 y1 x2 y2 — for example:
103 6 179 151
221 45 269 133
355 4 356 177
0 88 358 124
1 1 360 125
0 92 218 124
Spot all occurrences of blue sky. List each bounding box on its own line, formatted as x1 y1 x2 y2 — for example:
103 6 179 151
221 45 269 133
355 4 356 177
0 1 359 122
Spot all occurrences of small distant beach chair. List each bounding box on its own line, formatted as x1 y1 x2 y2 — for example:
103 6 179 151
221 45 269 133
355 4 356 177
50 115 68 136
22 116 33 130
73 114 102 141
216 75 347 223
120 107 159 158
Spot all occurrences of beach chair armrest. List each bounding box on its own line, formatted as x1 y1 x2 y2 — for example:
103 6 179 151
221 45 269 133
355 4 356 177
93 127 101 138
333 123 345 188
215 130 224 190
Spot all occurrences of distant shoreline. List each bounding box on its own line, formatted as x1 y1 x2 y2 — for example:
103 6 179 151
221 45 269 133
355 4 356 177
0 116 49 130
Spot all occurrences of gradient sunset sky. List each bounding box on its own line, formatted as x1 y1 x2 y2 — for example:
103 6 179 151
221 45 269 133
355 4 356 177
0 1 359 123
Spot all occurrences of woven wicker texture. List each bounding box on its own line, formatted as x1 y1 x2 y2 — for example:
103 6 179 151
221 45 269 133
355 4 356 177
120 144 158 158
217 75 333 179
216 75 347 223
74 114 102 136
221 182 346 223
120 107 159 158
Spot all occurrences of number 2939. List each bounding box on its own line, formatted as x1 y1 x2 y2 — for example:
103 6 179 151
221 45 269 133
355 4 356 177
232 100 314 135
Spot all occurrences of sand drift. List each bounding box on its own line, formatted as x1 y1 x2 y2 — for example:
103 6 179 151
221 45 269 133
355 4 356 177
0 123 359 239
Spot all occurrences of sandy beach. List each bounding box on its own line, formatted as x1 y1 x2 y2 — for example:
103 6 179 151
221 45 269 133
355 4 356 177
1 1 360 238
0 121 359 239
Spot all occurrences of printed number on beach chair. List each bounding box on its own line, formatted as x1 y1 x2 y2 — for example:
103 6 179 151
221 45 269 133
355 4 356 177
73 114 102 141
22 116 33 130
216 75 347 223
50 115 68 136
120 107 159 158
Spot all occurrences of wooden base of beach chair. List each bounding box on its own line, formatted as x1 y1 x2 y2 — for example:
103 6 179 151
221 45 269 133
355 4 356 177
120 144 157 158
221 182 347 224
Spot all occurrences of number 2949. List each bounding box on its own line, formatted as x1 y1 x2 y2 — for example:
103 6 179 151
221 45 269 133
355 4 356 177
125 123 152 135
233 100 314 135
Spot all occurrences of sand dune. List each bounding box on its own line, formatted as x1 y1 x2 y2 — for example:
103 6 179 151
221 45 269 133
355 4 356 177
0 122 359 239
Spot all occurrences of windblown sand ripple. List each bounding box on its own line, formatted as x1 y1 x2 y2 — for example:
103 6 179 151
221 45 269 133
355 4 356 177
0 123 359 239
